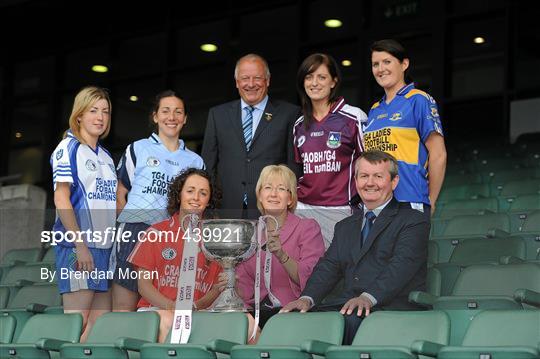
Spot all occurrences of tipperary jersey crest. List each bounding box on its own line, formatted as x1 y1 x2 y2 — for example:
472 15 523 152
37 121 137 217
390 112 403 121
327 132 342 149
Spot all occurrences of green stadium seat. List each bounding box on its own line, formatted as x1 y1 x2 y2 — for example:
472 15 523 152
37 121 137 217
0 263 53 286
409 263 540 344
516 210 540 260
1 284 62 342
438 310 540 359
0 248 42 266
60 311 159 359
434 237 526 295
0 313 16 344
437 183 491 204
0 313 82 359
449 237 526 266
427 267 441 297
230 312 344 359
443 173 482 187
6 283 61 309
431 213 511 262
483 168 536 196
0 287 9 309
325 311 450 359
140 312 248 359
500 179 540 197
434 197 498 220
468 157 521 173
40 247 56 264
428 241 439 265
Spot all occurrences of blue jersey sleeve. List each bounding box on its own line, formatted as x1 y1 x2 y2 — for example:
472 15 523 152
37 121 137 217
414 94 444 143
51 138 78 190
117 143 136 190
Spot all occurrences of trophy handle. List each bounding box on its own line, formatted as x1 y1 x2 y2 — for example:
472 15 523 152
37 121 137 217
180 213 200 232
259 214 279 239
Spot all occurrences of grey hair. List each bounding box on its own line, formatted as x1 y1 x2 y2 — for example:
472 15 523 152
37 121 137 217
234 53 271 79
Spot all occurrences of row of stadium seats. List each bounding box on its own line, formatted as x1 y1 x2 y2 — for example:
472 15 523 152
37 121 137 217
438 178 540 203
1 309 538 358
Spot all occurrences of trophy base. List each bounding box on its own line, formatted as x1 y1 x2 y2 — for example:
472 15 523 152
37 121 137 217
206 288 248 312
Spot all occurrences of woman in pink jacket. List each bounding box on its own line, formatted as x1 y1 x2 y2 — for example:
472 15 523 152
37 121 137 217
236 164 325 328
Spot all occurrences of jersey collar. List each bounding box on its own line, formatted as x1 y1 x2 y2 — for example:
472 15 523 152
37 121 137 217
330 96 345 113
379 83 415 104
149 133 186 151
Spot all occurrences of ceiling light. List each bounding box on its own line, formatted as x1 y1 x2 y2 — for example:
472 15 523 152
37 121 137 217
92 65 108 73
473 37 485 44
129 96 138 102
200 43 218 52
15 132 22 139
341 60 352 67
324 19 342 28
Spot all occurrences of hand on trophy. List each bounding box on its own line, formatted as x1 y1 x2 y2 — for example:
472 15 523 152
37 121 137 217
214 272 230 292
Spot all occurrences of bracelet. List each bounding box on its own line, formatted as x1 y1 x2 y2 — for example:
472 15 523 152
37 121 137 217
279 254 290 264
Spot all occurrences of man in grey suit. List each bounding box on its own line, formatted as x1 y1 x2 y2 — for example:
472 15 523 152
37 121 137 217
281 150 429 344
202 54 300 218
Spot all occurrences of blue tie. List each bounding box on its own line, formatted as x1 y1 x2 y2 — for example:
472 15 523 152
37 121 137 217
243 106 254 151
361 211 376 246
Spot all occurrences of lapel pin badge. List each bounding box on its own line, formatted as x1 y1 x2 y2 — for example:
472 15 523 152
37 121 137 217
264 113 273 122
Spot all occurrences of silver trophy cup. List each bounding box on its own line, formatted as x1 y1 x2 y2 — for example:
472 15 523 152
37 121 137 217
199 219 257 312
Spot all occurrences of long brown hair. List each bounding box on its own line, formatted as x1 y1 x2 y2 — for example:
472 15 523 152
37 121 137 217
296 53 341 130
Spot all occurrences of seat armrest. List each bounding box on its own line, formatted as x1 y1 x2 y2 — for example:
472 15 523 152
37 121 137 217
408 291 436 307
26 303 47 313
14 279 34 287
411 340 443 357
35 338 71 351
115 337 150 351
207 339 240 354
514 289 540 308
486 228 510 238
300 339 334 355
499 256 524 264
4 260 25 267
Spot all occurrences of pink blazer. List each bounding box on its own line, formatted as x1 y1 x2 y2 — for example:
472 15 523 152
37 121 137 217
236 212 325 307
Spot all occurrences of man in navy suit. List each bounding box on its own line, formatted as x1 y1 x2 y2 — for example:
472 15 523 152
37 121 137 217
202 54 300 219
281 150 429 344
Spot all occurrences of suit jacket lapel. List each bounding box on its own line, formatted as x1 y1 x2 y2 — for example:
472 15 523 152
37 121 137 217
354 198 399 265
228 100 246 149
349 214 364 262
251 99 275 147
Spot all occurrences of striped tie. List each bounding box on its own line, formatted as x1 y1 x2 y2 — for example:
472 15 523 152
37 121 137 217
243 106 254 150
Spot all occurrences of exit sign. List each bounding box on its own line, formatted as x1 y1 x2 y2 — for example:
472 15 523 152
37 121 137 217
383 0 420 20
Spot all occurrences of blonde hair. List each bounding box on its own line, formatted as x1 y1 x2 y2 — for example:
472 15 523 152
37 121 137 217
67 86 112 143
255 165 298 213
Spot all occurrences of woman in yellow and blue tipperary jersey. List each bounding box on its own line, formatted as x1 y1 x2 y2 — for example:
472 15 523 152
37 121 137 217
364 39 447 216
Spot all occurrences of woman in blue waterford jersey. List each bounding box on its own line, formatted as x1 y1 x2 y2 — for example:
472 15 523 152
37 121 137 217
51 86 117 342
365 39 447 216
111 90 204 312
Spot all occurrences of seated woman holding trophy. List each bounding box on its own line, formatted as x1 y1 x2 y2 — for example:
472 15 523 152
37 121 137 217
128 168 227 343
236 164 325 328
